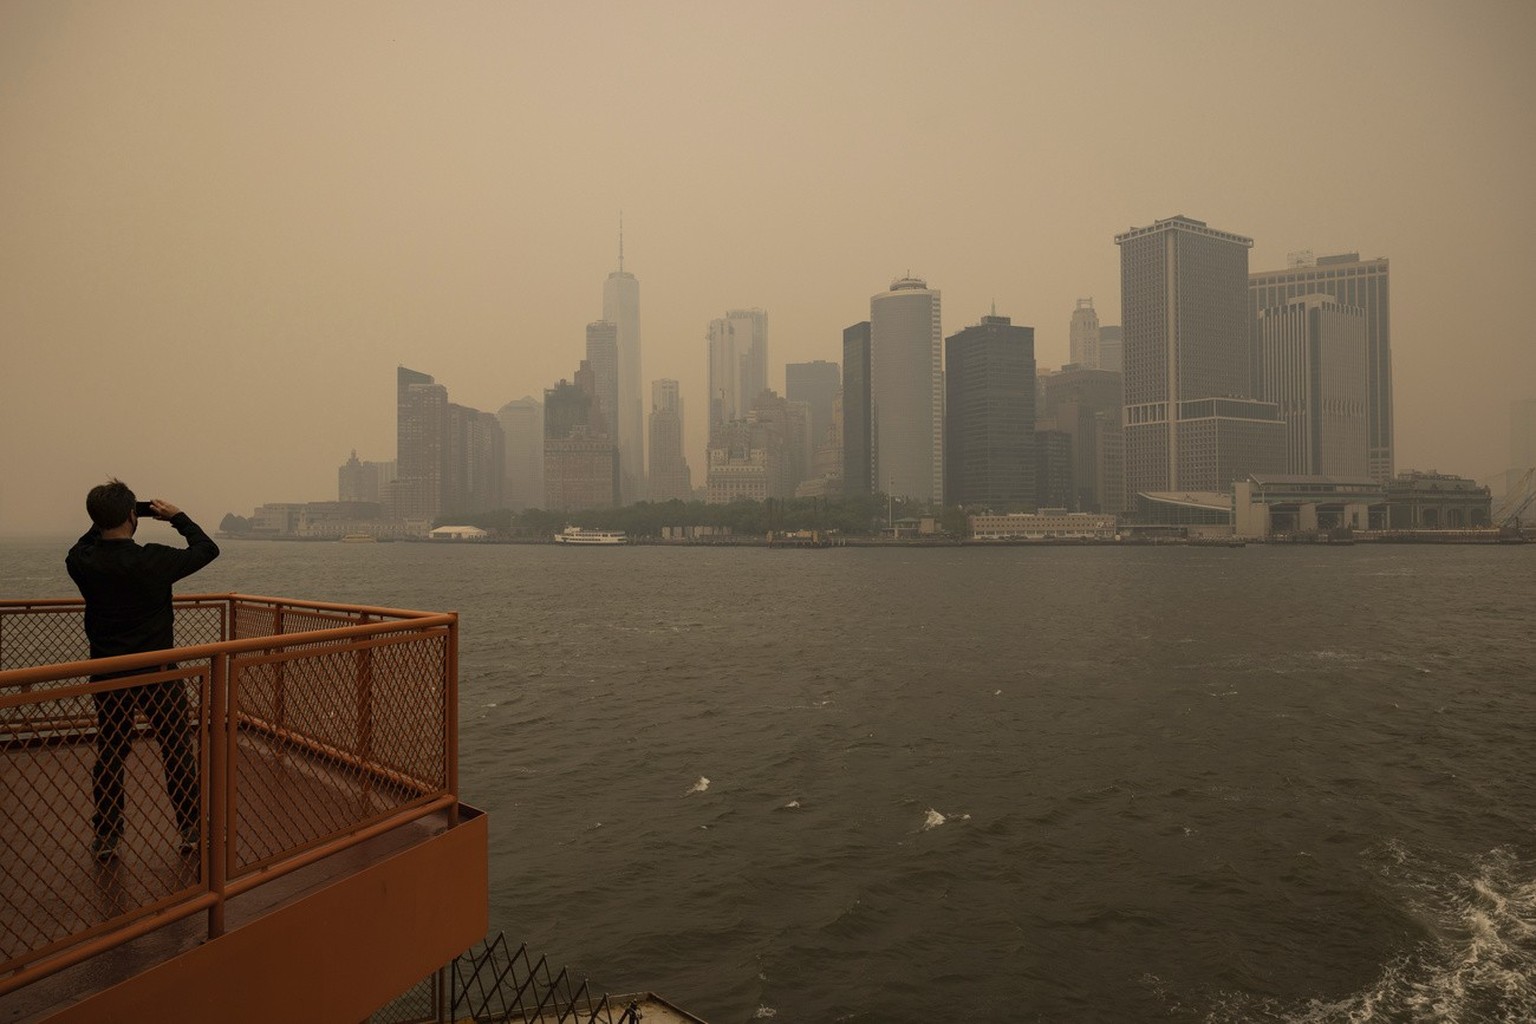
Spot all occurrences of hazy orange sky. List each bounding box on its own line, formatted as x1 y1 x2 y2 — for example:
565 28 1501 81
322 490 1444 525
3 1 1533 533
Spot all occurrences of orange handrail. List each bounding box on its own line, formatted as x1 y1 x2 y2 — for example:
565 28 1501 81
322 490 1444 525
0 594 462 997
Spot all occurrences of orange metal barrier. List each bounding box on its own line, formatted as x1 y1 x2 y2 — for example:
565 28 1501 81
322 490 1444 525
0 594 459 997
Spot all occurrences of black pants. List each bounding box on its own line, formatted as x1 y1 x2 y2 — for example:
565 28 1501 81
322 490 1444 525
91 670 200 842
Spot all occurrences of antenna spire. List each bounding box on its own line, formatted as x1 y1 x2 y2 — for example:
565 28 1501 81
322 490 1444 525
618 211 624 273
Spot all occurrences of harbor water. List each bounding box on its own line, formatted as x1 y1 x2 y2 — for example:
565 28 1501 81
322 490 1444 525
4 538 1534 1022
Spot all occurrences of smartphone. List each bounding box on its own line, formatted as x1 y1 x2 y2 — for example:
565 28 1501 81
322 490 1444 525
134 501 154 517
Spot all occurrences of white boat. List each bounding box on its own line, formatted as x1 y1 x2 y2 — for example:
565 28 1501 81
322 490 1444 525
553 527 627 546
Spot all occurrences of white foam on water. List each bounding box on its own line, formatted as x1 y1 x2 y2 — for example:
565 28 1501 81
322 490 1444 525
687 776 710 794
783 799 801 809
1207 846 1536 1023
753 1006 777 1019
921 809 971 831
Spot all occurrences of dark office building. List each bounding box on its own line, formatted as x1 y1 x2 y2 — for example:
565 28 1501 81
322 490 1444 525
842 321 874 497
786 360 841 450
1039 366 1124 512
1035 429 1075 510
943 313 1036 509
1117 215 1285 499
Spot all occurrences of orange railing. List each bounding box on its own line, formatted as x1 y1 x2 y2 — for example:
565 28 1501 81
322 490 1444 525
0 594 459 997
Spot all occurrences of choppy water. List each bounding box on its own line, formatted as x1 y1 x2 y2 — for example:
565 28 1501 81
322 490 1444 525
5 538 1535 1022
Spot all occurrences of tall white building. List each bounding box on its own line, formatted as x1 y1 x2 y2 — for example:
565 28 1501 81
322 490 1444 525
706 308 769 434
1069 298 1100 368
1255 294 1368 477
1250 252 1392 482
602 227 643 502
870 277 943 503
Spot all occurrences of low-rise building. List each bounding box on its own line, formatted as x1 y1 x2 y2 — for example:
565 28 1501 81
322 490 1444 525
429 525 489 541
1233 474 1384 538
969 509 1117 540
1386 471 1492 529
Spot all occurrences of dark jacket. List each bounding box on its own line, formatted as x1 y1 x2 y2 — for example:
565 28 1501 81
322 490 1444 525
65 513 220 658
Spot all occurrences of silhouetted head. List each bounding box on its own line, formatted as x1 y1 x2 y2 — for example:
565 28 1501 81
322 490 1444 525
86 479 136 531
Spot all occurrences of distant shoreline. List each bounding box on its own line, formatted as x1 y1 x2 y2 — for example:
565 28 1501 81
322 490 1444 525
213 532 1529 548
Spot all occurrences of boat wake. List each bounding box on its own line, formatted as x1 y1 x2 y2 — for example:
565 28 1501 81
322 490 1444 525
1206 845 1536 1022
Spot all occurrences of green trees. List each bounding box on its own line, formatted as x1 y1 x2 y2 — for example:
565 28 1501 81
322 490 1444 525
491 494 891 539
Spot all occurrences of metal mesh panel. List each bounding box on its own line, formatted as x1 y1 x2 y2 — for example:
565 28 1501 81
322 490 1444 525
228 632 448 875
1 668 206 973
281 608 371 633
231 601 278 641
372 936 641 1024
452 935 642 1024
0 596 457 995
370 972 440 1024
1 601 224 678
173 602 225 649
0 608 88 673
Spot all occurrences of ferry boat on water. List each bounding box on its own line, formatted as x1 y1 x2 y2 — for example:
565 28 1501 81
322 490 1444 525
553 526 628 545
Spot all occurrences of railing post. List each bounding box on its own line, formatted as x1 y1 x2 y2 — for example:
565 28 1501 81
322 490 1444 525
272 603 286 729
208 652 229 938
446 613 459 827
356 615 374 804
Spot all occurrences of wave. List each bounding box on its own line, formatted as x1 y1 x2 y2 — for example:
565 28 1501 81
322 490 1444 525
1206 845 1536 1022
921 808 972 831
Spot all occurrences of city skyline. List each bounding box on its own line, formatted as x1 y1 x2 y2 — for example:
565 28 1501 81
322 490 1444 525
3 3 1534 531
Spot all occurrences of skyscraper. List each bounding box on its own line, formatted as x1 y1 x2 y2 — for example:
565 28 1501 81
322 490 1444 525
841 321 873 498
497 396 544 511
543 361 619 512
585 320 619 439
1254 294 1369 477
1068 299 1100 369
1250 253 1392 482
706 309 769 435
1098 326 1124 374
394 366 447 522
648 379 692 502
338 450 394 506
786 360 841 450
944 312 1035 509
441 404 504 516
1039 365 1124 512
870 277 943 503
602 225 643 502
1116 215 1285 500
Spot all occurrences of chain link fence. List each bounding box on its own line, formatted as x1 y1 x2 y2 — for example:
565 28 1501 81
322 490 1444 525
0 595 457 997
372 933 642 1024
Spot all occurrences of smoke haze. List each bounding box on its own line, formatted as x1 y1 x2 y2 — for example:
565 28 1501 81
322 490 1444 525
3 1 1533 533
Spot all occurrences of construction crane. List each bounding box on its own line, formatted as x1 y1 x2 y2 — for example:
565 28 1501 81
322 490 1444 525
1491 466 1536 528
